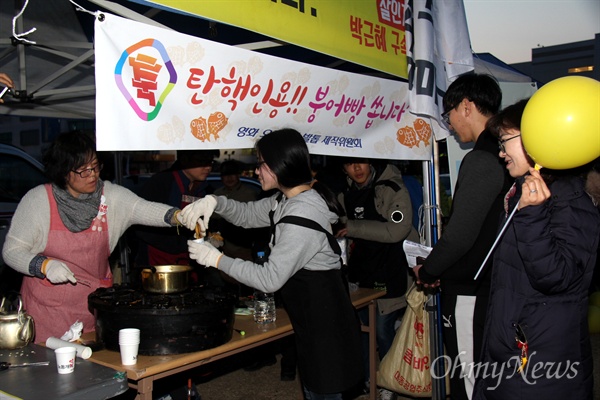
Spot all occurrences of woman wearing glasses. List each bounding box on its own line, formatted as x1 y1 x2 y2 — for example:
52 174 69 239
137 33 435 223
179 129 363 399
2 131 182 342
473 99 600 399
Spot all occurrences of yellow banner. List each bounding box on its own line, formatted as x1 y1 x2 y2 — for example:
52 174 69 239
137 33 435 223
138 0 408 78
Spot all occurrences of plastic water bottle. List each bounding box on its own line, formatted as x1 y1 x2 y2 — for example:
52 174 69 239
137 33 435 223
253 251 276 324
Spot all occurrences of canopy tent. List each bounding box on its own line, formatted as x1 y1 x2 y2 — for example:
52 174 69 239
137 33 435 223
0 0 534 120
0 0 401 119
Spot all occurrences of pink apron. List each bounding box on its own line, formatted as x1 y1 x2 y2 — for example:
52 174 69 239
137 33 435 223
21 184 112 343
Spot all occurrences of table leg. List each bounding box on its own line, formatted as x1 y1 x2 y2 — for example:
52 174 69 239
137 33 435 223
134 377 153 400
368 300 377 400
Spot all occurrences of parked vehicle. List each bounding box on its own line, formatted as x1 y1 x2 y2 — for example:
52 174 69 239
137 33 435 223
0 144 47 295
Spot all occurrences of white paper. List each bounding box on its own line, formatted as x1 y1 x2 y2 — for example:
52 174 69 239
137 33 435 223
403 240 433 269
46 337 92 359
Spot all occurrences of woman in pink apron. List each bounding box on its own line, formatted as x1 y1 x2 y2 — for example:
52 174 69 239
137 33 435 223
2 131 182 342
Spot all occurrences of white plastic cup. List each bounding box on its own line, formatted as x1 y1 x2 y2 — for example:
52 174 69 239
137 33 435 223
119 342 139 365
55 347 77 374
118 328 140 343
119 328 140 365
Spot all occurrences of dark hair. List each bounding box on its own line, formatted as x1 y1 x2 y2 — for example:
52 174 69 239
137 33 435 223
42 131 97 189
176 149 219 169
443 73 502 117
486 98 529 138
220 160 241 176
487 98 597 187
257 129 344 216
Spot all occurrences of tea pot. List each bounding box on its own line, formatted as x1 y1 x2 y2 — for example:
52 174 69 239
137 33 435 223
0 294 35 349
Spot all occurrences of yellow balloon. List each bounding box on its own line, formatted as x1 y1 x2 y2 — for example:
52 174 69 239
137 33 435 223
589 305 600 334
521 76 600 169
590 291 600 308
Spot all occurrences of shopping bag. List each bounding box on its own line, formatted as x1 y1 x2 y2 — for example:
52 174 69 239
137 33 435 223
377 284 432 397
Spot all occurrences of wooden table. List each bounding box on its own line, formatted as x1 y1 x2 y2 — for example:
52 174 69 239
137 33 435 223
86 287 386 400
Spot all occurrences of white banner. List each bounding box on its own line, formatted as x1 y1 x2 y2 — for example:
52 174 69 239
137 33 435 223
94 13 431 160
405 0 474 141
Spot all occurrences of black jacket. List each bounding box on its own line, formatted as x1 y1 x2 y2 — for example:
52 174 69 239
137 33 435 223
474 174 600 399
420 130 512 295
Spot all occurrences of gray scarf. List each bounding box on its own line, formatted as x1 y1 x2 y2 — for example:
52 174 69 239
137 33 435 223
52 180 104 233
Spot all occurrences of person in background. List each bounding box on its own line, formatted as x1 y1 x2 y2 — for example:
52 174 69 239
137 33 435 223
1 131 181 342
335 157 418 400
213 160 261 261
0 72 13 104
473 100 600 399
180 128 363 399
413 73 511 400
135 149 224 286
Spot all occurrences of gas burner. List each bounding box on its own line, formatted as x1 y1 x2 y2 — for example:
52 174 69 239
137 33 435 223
88 285 236 355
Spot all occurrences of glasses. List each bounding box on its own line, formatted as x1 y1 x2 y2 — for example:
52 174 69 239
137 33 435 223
441 109 452 126
498 134 521 153
72 163 103 178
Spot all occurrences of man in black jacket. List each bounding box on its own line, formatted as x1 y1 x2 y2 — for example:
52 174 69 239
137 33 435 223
414 74 511 400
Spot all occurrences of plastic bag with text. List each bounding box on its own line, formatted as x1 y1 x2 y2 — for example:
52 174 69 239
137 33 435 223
377 284 431 397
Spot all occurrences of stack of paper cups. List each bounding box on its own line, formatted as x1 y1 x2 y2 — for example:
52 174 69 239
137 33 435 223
46 337 92 359
118 328 140 365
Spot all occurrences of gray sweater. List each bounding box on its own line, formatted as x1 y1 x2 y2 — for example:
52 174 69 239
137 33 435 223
3 181 174 276
216 190 340 293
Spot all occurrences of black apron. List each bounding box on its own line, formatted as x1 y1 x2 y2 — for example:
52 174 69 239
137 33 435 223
344 180 408 298
270 209 363 393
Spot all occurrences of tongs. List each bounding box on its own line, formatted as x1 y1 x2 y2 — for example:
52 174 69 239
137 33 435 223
0 361 50 371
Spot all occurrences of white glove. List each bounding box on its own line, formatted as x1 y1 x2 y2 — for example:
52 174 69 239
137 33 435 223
180 195 218 232
45 260 77 284
188 240 223 268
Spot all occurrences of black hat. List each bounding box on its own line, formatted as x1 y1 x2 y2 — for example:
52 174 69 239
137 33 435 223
220 160 241 176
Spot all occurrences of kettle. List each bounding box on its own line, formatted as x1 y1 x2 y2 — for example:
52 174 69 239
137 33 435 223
0 294 35 349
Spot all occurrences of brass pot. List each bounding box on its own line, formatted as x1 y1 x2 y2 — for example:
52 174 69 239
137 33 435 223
0 295 35 349
141 265 192 294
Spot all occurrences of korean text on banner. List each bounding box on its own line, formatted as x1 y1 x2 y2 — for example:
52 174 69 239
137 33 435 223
133 0 409 78
94 13 432 161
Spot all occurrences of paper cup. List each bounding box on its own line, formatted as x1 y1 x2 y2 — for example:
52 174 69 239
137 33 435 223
55 347 76 374
118 328 140 343
120 342 139 365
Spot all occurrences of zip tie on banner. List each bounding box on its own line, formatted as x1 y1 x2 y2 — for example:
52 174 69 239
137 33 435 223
69 0 100 18
12 0 36 45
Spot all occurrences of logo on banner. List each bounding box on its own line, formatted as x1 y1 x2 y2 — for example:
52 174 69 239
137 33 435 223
114 38 177 121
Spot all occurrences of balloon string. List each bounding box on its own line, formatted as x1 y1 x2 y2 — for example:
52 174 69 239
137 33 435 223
474 201 519 280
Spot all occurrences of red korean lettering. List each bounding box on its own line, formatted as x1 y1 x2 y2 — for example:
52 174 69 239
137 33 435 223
288 85 308 115
350 16 363 44
307 86 330 123
363 21 374 47
229 74 252 111
374 24 387 51
402 348 413 365
366 95 385 119
129 53 162 106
